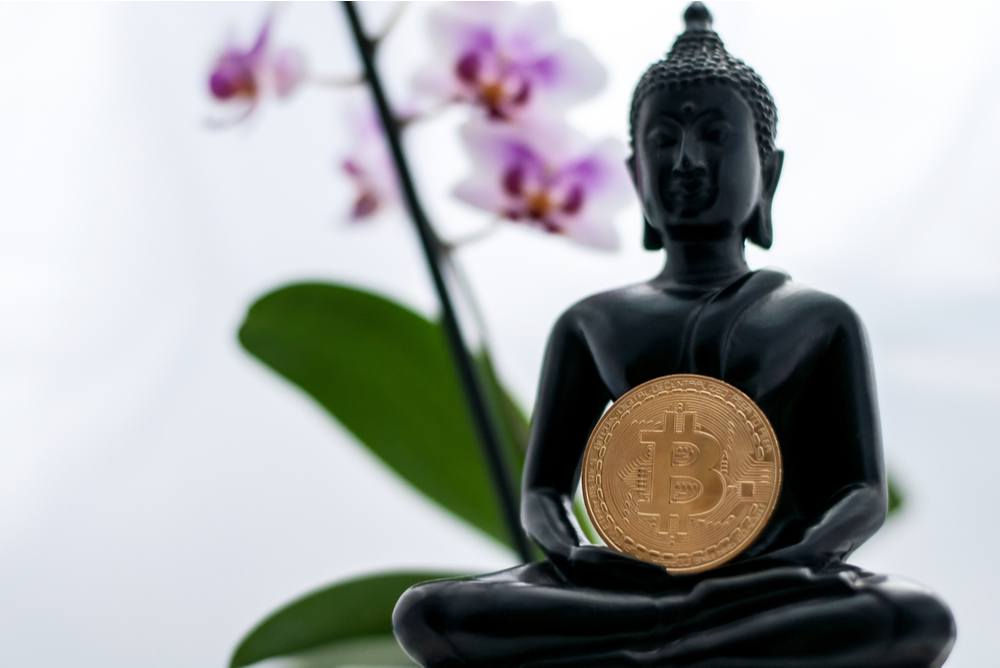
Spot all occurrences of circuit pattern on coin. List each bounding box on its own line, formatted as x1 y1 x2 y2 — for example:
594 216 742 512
582 374 782 574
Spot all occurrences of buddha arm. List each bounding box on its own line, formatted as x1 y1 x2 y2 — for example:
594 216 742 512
774 303 888 567
786 484 885 567
521 309 610 564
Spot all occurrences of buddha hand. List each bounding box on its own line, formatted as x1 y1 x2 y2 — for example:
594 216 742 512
710 543 831 580
562 544 675 591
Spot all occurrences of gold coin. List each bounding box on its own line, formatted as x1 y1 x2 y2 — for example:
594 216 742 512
582 374 782 574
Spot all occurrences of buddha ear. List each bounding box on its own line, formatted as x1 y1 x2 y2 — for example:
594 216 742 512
747 149 784 250
643 220 664 250
763 149 784 199
627 154 664 251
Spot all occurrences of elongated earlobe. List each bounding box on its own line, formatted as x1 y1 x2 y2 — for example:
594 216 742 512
643 219 663 250
747 149 783 250
745 203 773 249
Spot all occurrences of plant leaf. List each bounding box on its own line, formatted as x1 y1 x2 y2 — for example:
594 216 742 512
887 475 903 515
253 635 412 667
573 497 600 544
230 571 454 668
473 351 528 475
239 283 517 548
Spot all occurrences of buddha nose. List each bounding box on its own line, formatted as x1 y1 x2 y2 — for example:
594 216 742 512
674 130 706 173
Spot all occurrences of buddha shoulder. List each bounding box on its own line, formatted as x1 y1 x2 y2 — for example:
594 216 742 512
549 279 867 344
550 283 664 336
756 279 868 341
546 277 868 351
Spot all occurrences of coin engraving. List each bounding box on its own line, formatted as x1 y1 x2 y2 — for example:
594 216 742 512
582 374 782 574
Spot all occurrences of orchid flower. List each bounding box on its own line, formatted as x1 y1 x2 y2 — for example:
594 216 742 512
208 11 305 124
337 98 399 222
413 2 607 121
453 120 631 250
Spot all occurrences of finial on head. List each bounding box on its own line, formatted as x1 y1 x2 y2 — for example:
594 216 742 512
683 2 713 31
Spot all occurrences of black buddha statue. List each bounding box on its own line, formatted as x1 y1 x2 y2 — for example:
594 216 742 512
393 4 956 666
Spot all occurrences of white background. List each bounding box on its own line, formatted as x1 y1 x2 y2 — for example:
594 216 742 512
1 2 997 666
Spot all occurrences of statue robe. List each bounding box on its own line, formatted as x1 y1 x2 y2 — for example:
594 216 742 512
394 270 955 668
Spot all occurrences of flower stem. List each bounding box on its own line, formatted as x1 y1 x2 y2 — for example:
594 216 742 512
370 2 408 46
308 73 364 88
398 98 456 129
439 219 502 251
341 1 531 562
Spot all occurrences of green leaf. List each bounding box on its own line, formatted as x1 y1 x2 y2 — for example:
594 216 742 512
230 571 454 668
573 497 600 544
239 283 516 549
887 475 904 515
473 351 529 475
253 635 411 667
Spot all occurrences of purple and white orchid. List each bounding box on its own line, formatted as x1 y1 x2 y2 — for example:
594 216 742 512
453 120 631 250
208 12 305 124
414 2 607 121
337 98 399 222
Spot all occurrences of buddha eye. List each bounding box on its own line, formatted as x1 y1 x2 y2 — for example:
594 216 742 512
701 122 732 145
645 127 678 149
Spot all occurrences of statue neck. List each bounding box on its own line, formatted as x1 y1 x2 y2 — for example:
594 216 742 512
655 235 749 287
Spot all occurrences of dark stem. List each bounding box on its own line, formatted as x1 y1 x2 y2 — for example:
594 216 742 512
341 1 532 562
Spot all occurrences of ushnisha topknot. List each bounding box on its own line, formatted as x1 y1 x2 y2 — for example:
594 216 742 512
629 2 778 159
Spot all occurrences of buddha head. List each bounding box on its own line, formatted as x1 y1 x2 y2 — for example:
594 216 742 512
628 2 783 250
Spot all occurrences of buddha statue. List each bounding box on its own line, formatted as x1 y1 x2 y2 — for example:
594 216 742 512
393 4 956 666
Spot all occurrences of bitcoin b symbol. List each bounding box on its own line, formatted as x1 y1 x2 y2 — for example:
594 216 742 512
637 411 724 535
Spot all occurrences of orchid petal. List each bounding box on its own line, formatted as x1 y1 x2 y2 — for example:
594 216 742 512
425 3 506 56
249 13 273 58
271 48 305 98
454 120 630 250
559 214 621 251
452 178 510 215
207 10 302 121
336 96 400 221
414 2 606 119
526 38 607 108
558 137 632 213
458 120 544 179
502 2 560 54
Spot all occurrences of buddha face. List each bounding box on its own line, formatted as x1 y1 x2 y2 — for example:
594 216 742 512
631 84 769 243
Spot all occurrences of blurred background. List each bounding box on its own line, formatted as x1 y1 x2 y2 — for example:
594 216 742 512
1 2 997 666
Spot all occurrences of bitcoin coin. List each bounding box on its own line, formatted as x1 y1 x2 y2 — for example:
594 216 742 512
582 374 782 574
